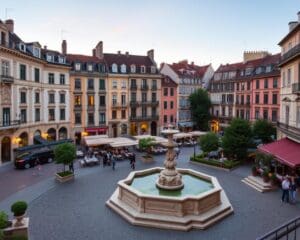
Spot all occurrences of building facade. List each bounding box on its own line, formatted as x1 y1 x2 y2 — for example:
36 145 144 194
160 75 178 130
160 60 214 131
0 19 70 164
277 12 300 142
67 41 108 144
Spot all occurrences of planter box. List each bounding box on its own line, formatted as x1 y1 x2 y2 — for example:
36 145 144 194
55 173 74 183
141 156 154 163
3 217 29 240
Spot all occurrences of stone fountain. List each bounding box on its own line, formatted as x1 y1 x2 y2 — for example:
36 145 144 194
106 127 233 231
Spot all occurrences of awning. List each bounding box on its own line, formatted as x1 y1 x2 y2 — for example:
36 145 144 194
133 135 168 144
85 127 108 134
173 132 193 139
84 136 138 148
178 122 194 128
188 131 208 137
258 138 300 168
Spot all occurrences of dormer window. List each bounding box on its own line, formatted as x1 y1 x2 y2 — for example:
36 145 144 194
58 56 65 64
151 66 156 74
245 67 253 76
19 43 26 52
87 64 93 72
33 47 41 58
47 54 54 62
75 63 81 71
121 64 127 73
130 64 136 73
141 65 146 74
266 65 272 73
112 63 118 73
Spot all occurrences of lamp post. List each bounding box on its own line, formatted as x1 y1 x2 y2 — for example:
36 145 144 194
193 141 196 159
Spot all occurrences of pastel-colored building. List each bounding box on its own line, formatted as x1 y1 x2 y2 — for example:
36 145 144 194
160 75 178 130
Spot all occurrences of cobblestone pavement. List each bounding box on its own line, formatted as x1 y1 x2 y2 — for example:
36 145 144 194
1 146 299 240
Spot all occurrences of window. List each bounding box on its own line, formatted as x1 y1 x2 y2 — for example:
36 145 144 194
88 95 94 106
35 92 40 104
112 63 118 73
164 88 168 96
282 71 286 87
272 110 277 122
142 92 147 102
141 65 146 73
170 115 174 123
241 95 244 104
164 101 167 109
151 107 156 116
255 109 260 119
112 94 117 105
264 93 268 104
263 109 268 120
222 107 225 116
130 79 137 89
142 79 147 89
112 80 117 89
20 109 27 123
246 110 250 120
87 79 94 90
75 79 81 90
47 54 54 62
130 64 136 73
121 110 126 118
152 79 157 89
60 109 65 121
246 95 250 104
152 92 156 102
264 79 268 89
49 93 55 104
99 79 105 90
121 94 126 106
245 68 253 76
273 78 278 88
74 95 81 106
297 107 300 127
34 68 40 82
48 73 54 84
170 101 174 109
48 109 55 121
20 64 26 80
99 113 106 124
131 92 136 102
255 94 259 104
87 64 93 72
121 80 126 89
121 64 126 73
60 93 65 104
287 68 291 86
59 74 65 85
112 110 117 119
247 81 251 90
58 56 65 64
266 65 272 73
35 108 40 122
256 80 259 89
75 63 81 71
20 92 26 104
131 108 136 118
88 113 94 125
99 95 105 106
142 106 147 117
151 66 156 74
272 94 277 105
33 47 40 58
170 88 174 96
164 115 167 123
229 107 233 117
285 106 290 125
75 113 81 124
236 83 239 91
2 60 9 76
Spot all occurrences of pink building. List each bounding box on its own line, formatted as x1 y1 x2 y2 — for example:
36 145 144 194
160 75 178 130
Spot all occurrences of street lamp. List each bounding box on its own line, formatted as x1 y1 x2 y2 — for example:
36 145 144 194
193 140 196 159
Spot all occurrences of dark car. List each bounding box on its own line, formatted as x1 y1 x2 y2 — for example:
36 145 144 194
15 148 54 169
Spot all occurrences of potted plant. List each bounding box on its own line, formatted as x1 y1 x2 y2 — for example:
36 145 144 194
262 169 270 183
252 165 258 176
54 143 76 183
138 137 155 163
11 201 27 227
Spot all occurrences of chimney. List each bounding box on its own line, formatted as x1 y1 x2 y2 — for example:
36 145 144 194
62 40 67 55
95 41 103 59
92 49 96 57
117 50 121 55
289 21 298 32
44 45 47 50
191 61 194 66
298 11 300 22
5 19 14 33
147 49 154 61
125 51 129 56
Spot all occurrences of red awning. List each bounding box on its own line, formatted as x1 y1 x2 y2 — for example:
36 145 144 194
85 127 108 134
258 138 300 168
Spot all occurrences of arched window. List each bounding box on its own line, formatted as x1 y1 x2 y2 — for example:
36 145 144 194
130 64 136 73
121 64 127 73
112 63 118 73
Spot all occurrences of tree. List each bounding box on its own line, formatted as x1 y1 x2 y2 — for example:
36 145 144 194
222 118 252 160
138 137 155 157
253 119 276 144
199 132 219 153
54 143 76 173
189 89 211 131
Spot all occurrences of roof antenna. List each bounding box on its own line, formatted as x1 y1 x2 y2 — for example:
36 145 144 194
5 8 13 19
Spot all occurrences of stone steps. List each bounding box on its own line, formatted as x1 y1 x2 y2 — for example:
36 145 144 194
242 175 277 193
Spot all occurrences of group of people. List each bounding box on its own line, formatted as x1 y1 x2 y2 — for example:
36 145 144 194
281 175 300 204
102 150 136 171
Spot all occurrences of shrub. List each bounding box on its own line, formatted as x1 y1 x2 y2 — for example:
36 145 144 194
11 201 27 217
57 171 73 177
54 143 76 173
138 137 155 157
191 155 240 169
0 211 8 229
11 236 28 240
253 119 276 144
262 169 270 178
199 132 219 153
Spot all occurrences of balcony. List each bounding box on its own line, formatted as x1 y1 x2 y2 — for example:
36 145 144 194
111 103 127 108
179 105 190 110
292 83 300 94
99 105 106 110
0 120 20 130
0 75 14 84
130 115 159 121
141 84 149 91
74 105 82 111
99 88 106 93
277 122 300 142
130 85 137 90
130 101 140 107
87 105 95 111
279 43 300 66
141 101 159 106
151 85 157 91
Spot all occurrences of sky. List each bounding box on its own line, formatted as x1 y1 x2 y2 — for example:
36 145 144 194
1 0 299 69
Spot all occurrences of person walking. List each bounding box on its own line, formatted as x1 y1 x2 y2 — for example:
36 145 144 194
69 161 74 173
112 154 116 170
290 177 297 204
130 154 136 170
281 176 290 203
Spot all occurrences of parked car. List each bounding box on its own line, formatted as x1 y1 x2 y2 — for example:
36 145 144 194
15 148 54 169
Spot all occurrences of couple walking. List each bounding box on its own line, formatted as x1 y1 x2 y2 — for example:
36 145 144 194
281 175 297 204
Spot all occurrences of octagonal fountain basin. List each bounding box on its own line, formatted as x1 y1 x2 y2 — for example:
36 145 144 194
106 167 234 231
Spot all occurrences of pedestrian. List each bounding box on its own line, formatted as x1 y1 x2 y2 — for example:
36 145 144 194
112 154 116 170
36 158 42 176
176 147 180 159
281 176 290 203
69 161 74 173
130 154 136 170
290 177 297 204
